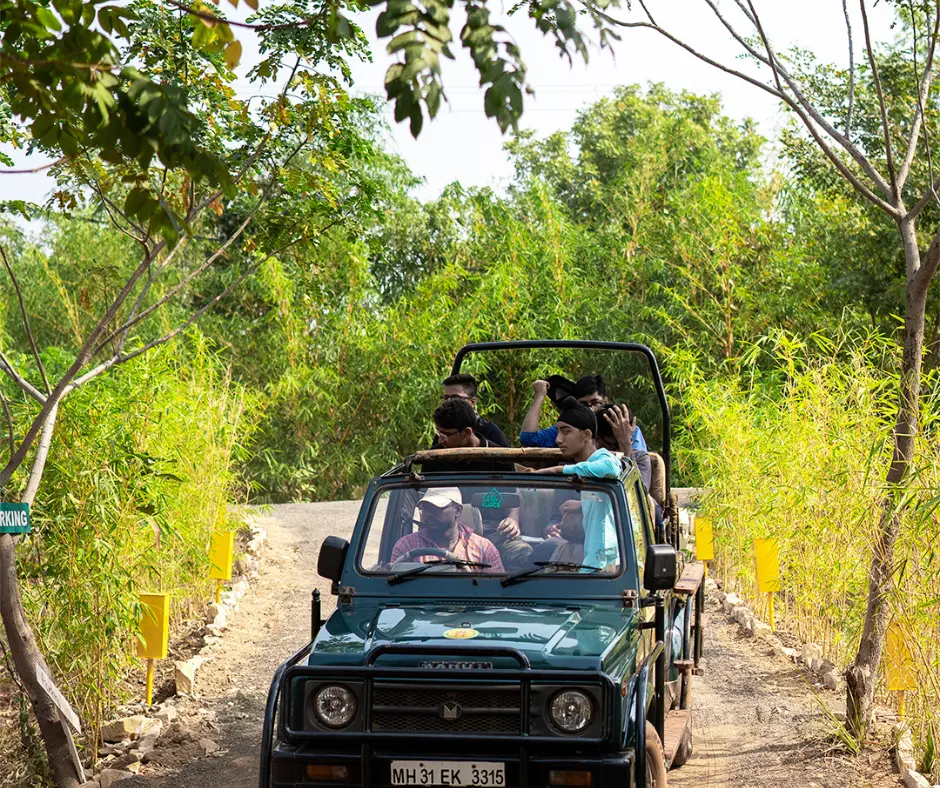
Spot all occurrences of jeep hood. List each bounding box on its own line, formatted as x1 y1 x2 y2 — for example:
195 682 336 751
309 601 639 671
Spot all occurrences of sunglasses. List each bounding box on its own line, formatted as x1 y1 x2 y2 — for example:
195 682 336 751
440 394 474 402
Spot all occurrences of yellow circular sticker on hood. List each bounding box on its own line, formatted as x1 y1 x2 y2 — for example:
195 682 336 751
443 628 479 639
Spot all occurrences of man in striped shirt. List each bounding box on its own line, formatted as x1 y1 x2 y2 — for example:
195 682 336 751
390 488 504 572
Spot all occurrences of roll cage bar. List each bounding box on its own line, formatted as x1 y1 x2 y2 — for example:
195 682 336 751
450 340 672 503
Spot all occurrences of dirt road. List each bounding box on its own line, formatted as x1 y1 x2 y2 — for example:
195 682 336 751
129 502 901 788
130 502 354 788
668 598 899 788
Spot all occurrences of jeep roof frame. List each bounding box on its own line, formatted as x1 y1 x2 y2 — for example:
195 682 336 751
450 339 672 501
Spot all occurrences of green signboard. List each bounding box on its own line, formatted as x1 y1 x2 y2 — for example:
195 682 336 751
0 503 31 535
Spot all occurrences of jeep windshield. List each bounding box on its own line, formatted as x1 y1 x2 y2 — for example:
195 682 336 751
359 481 622 578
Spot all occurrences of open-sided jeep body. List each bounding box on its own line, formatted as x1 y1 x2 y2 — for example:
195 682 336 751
260 341 705 788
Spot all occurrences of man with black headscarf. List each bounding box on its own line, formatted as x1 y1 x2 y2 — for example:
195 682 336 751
535 397 622 571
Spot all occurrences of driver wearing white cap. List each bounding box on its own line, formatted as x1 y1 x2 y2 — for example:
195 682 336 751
390 488 504 571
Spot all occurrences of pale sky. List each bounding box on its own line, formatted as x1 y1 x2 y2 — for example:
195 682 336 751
2 0 895 204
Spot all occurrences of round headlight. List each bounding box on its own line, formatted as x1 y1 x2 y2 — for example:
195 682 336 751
550 689 593 733
314 685 357 728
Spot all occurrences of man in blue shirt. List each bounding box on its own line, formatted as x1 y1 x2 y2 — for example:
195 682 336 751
520 374 647 452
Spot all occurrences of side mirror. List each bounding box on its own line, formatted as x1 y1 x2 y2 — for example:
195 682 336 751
643 543 677 591
318 536 349 590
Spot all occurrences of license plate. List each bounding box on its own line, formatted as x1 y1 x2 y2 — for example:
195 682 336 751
390 760 506 786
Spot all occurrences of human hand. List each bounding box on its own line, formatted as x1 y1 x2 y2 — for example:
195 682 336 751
603 404 635 450
498 518 521 538
533 379 550 398
543 523 561 539
559 499 583 516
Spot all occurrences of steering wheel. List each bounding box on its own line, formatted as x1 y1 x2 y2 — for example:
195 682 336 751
392 547 456 564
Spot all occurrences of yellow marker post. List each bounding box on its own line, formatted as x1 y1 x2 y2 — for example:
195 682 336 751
695 516 714 577
137 593 170 706
753 538 780 632
209 531 235 603
886 621 915 718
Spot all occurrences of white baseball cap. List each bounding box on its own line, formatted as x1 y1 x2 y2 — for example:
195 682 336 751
418 487 463 509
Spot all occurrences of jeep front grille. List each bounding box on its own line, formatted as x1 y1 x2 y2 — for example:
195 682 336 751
371 681 521 735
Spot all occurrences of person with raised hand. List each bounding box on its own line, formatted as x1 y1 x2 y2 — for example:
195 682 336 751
519 374 647 452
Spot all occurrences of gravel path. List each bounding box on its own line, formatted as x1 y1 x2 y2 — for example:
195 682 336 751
128 502 901 788
129 502 356 788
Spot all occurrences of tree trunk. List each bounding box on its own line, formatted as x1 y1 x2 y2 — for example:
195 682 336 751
0 403 81 788
0 535 82 788
845 215 928 738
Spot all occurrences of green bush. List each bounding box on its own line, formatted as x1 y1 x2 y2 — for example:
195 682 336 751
4 338 253 755
681 328 940 779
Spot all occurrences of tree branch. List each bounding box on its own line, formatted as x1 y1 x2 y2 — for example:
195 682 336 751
93 131 311 354
843 0 856 138
75 211 347 392
0 244 51 395
191 59 299 219
113 265 264 366
600 9 788 101
716 0 891 198
595 4 901 217
908 172 940 219
21 402 57 506
0 156 71 175
0 388 13 463
0 241 165 489
162 0 326 31
92 202 261 354
859 0 898 195
897 0 940 194
0 352 47 405
76 233 314 388
112 234 191 355
91 184 146 244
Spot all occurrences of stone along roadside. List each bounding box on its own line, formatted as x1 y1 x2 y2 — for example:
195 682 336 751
120 501 358 788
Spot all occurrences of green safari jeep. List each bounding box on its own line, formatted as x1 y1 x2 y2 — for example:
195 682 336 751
259 341 705 788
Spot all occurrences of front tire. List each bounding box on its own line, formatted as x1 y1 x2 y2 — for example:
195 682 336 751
645 722 668 787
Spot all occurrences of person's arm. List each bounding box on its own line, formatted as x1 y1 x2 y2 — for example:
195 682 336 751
522 379 549 433
497 507 522 538
538 453 621 477
520 425 558 447
561 453 621 478
634 450 652 492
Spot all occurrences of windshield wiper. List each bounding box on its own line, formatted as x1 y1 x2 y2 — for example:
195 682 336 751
501 560 602 587
388 559 492 585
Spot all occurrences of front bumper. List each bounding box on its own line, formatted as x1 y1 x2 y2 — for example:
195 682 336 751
271 742 637 788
